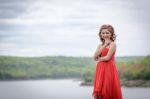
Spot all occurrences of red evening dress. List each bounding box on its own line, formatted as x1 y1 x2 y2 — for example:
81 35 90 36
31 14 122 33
92 47 123 99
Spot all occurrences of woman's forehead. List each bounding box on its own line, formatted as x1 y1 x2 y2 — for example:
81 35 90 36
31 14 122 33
101 29 110 32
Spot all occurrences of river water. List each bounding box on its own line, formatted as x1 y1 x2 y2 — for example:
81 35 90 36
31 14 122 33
0 79 150 99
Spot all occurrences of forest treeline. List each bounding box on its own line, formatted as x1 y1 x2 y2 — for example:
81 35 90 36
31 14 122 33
0 56 94 80
0 55 150 86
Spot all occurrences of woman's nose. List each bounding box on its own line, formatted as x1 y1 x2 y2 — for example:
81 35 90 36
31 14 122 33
104 34 107 36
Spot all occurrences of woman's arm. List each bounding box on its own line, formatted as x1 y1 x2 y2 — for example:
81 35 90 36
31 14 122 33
93 43 107 61
98 42 116 61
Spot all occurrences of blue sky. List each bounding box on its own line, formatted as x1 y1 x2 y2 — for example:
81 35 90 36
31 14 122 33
0 0 150 57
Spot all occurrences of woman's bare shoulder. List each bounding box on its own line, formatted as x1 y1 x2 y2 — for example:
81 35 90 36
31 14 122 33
110 42 116 48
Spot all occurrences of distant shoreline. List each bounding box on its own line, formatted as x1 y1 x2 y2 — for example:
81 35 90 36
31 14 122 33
0 77 83 81
81 80 150 87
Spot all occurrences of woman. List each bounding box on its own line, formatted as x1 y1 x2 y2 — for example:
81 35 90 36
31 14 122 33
92 24 123 99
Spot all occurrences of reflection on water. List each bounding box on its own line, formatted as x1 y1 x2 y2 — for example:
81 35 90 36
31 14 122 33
0 79 150 99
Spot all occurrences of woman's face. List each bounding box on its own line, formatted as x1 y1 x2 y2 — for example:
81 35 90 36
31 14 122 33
101 29 111 40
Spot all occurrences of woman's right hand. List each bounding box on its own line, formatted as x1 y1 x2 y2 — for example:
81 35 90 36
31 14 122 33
94 56 99 61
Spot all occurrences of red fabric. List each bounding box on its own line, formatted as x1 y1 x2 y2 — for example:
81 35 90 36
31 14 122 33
92 48 123 99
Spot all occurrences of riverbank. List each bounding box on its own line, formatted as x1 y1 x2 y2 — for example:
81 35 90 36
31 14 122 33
121 80 150 87
80 80 150 87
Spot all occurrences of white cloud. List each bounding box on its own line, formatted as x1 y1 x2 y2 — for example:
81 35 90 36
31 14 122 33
0 0 150 57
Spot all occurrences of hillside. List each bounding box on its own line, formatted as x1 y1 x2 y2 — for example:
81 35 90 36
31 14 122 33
0 56 94 80
0 55 148 83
